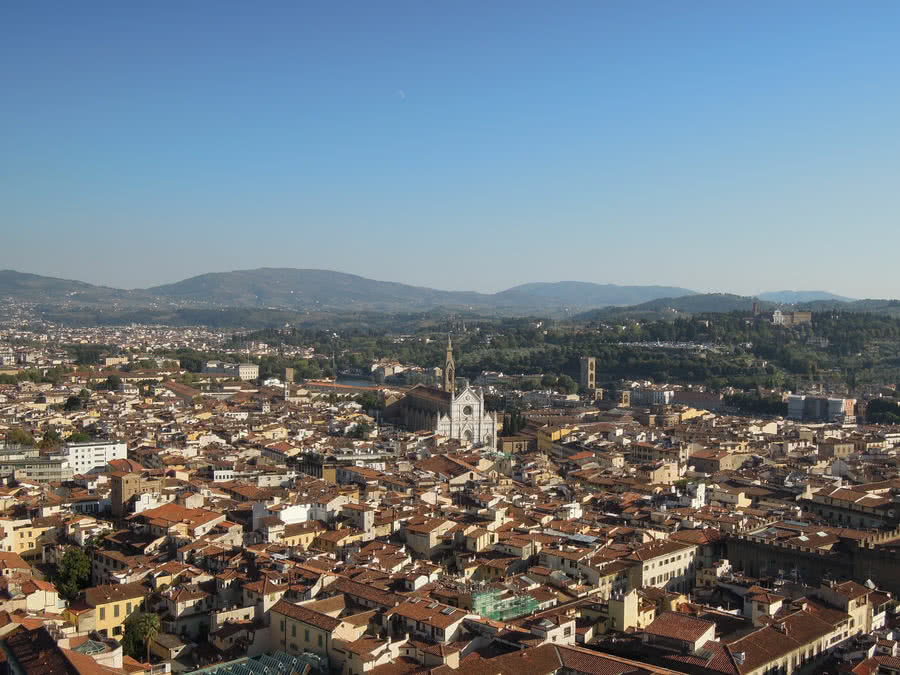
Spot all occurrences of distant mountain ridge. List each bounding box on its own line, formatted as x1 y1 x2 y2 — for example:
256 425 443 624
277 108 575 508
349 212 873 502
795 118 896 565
0 268 698 314
575 293 900 321
0 269 144 304
3 269 892 320
493 281 696 308
758 290 855 303
574 293 771 321
147 268 490 310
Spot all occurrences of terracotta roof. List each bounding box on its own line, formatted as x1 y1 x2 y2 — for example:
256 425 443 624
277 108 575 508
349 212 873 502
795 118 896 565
301 594 346 616
0 552 31 570
384 599 467 629
334 636 386 660
3 625 126 675
271 599 341 631
627 540 693 562
670 528 725 546
405 385 452 405
459 643 682 675
645 611 715 643
832 580 871 600
725 611 833 675
84 583 147 607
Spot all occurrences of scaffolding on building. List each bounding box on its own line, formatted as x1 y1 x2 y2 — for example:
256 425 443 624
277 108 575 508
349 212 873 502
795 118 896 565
472 589 538 622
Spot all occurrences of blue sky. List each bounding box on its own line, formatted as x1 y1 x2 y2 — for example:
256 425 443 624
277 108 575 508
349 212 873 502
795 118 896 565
2 2 900 296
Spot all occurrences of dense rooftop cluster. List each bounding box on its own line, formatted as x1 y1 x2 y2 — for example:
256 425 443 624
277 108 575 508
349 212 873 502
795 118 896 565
1 325 900 675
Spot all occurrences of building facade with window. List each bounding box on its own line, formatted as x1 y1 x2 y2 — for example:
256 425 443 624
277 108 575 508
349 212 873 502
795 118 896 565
392 338 497 446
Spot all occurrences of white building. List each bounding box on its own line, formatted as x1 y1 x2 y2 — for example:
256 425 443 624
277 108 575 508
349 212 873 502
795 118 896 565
237 363 259 380
397 339 497 446
201 361 260 381
251 501 311 531
63 441 127 475
134 492 175 514
213 468 235 482
631 387 675 407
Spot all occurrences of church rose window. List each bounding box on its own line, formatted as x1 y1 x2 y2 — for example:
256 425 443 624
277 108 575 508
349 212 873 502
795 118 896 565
463 405 473 415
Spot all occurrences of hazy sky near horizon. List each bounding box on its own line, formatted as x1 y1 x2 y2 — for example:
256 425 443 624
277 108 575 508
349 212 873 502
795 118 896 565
3 2 900 297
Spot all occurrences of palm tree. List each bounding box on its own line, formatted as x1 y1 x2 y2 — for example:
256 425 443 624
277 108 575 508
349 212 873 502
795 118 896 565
136 612 160 664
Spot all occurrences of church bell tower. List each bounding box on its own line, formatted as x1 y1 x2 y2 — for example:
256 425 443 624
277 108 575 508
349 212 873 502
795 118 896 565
443 335 456 394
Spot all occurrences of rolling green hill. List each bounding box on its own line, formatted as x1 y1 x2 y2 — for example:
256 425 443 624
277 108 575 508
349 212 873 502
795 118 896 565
574 293 774 321
2 268 701 314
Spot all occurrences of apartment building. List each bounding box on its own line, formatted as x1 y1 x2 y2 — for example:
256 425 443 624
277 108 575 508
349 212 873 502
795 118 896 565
382 598 471 644
64 583 148 638
0 517 57 562
626 540 698 593
405 518 455 558
202 361 259 380
62 440 127 475
0 457 73 483
631 387 675 407
630 442 688 465
281 522 326 549
817 438 855 459
272 599 367 668
787 395 855 422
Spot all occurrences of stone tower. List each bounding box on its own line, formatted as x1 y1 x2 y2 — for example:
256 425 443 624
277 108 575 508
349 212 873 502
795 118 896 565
443 335 456 394
580 356 596 391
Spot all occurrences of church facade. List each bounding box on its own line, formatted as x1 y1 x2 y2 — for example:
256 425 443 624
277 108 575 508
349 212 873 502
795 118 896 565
397 338 497 447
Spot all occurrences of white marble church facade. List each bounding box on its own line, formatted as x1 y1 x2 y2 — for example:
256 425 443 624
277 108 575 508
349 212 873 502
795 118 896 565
398 338 497 446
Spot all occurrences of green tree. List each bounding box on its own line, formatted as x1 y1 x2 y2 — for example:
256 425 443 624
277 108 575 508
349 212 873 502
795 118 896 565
540 374 558 388
64 395 83 411
123 612 161 663
83 534 105 551
105 375 122 390
349 422 373 439
557 374 577 394
502 410 524 436
5 428 34 447
356 392 383 411
54 547 91 600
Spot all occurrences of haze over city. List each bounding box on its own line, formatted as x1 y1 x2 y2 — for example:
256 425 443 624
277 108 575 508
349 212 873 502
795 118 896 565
3 2 900 296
